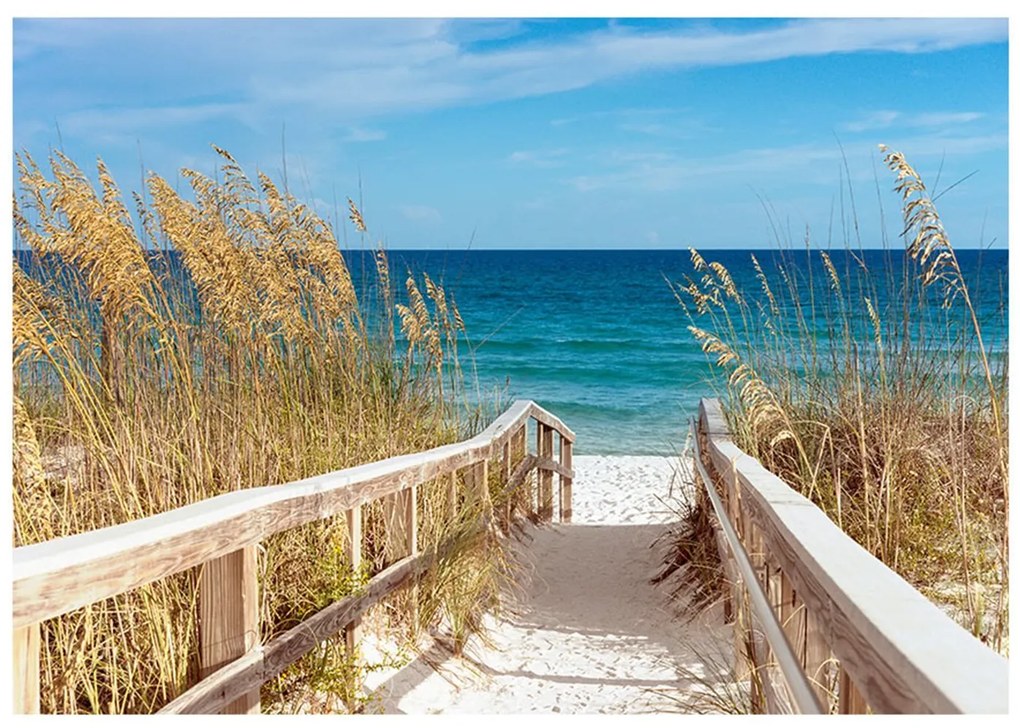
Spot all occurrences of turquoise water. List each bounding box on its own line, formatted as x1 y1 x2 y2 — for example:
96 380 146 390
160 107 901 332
374 249 1008 455
15 247 1007 456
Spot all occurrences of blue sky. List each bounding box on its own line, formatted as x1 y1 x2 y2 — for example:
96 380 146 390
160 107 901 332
12 17 1009 249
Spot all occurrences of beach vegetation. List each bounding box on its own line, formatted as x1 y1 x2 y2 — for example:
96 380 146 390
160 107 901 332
674 147 1008 652
11 147 514 713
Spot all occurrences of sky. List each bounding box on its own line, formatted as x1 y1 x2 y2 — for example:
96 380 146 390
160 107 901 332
11 15 1010 249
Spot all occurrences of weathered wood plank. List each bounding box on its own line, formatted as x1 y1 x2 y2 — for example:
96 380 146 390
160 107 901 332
780 570 832 709
447 470 458 524
559 437 573 523
803 602 834 710
505 454 537 496
12 623 39 714
198 545 260 714
500 441 511 526
527 404 576 443
406 485 418 557
474 459 491 515
161 554 422 714
14 400 573 628
513 426 526 467
344 506 362 657
699 398 1008 714
839 666 868 714
405 484 420 631
761 562 794 714
537 424 554 521
532 456 573 480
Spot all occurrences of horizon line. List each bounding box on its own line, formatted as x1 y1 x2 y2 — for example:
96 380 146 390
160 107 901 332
12 245 1006 253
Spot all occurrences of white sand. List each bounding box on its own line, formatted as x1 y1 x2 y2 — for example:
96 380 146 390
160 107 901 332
362 455 733 714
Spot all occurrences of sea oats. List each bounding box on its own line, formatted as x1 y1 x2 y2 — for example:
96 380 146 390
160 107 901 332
881 144 963 305
348 198 367 232
689 247 707 272
864 297 883 354
820 251 842 296
751 254 779 316
14 148 477 712
709 261 742 304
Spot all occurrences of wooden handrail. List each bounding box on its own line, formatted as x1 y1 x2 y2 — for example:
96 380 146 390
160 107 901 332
12 400 575 714
697 398 1007 714
13 400 570 629
689 419 823 714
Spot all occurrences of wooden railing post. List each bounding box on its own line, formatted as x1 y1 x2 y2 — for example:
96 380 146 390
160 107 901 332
514 426 528 515
382 486 414 568
13 622 40 714
781 573 832 711
406 485 418 558
502 440 512 527
342 505 363 711
376 484 421 637
447 470 459 524
839 667 868 714
473 459 490 514
537 423 553 520
559 436 572 523
406 483 420 631
344 506 362 655
198 545 260 714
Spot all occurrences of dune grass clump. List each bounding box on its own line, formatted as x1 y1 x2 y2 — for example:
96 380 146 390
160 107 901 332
674 147 1008 651
11 147 512 713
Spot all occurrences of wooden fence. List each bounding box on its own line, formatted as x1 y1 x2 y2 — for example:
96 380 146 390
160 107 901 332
695 398 1007 714
12 400 575 714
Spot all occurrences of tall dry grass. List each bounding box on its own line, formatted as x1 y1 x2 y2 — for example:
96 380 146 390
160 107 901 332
675 147 1008 651
11 147 511 712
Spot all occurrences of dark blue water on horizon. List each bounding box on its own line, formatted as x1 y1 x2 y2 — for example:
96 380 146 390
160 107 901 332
373 248 1008 455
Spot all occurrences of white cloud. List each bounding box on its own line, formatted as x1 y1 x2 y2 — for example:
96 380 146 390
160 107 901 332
60 102 243 138
508 148 568 167
841 110 903 133
620 122 669 136
21 18 1006 131
566 134 1006 194
400 204 442 225
841 109 985 133
913 111 985 127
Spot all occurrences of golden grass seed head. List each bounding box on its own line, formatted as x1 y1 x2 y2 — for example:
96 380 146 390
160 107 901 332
347 198 367 232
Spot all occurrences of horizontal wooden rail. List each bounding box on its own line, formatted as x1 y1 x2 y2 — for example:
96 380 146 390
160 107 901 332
689 420 823 714
13 400 575 714
14 400 571 629
697 398 1007 714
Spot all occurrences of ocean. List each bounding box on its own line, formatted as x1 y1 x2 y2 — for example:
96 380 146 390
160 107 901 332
14 247 1007 456
371 248 1008 455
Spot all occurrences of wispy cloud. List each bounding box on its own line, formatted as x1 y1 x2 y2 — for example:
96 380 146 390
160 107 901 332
841 109 985 132
60 102 243 138
840 110 903 133
567 133 1006 194
18 18 1007 136
508 148 569 167
913 111 985 127
550 107 711 139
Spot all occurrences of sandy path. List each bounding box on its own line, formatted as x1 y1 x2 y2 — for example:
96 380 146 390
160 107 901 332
364 455 732 714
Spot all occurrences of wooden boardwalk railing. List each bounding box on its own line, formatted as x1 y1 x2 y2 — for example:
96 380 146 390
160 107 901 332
694 398 1008 714
12 400 575 714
